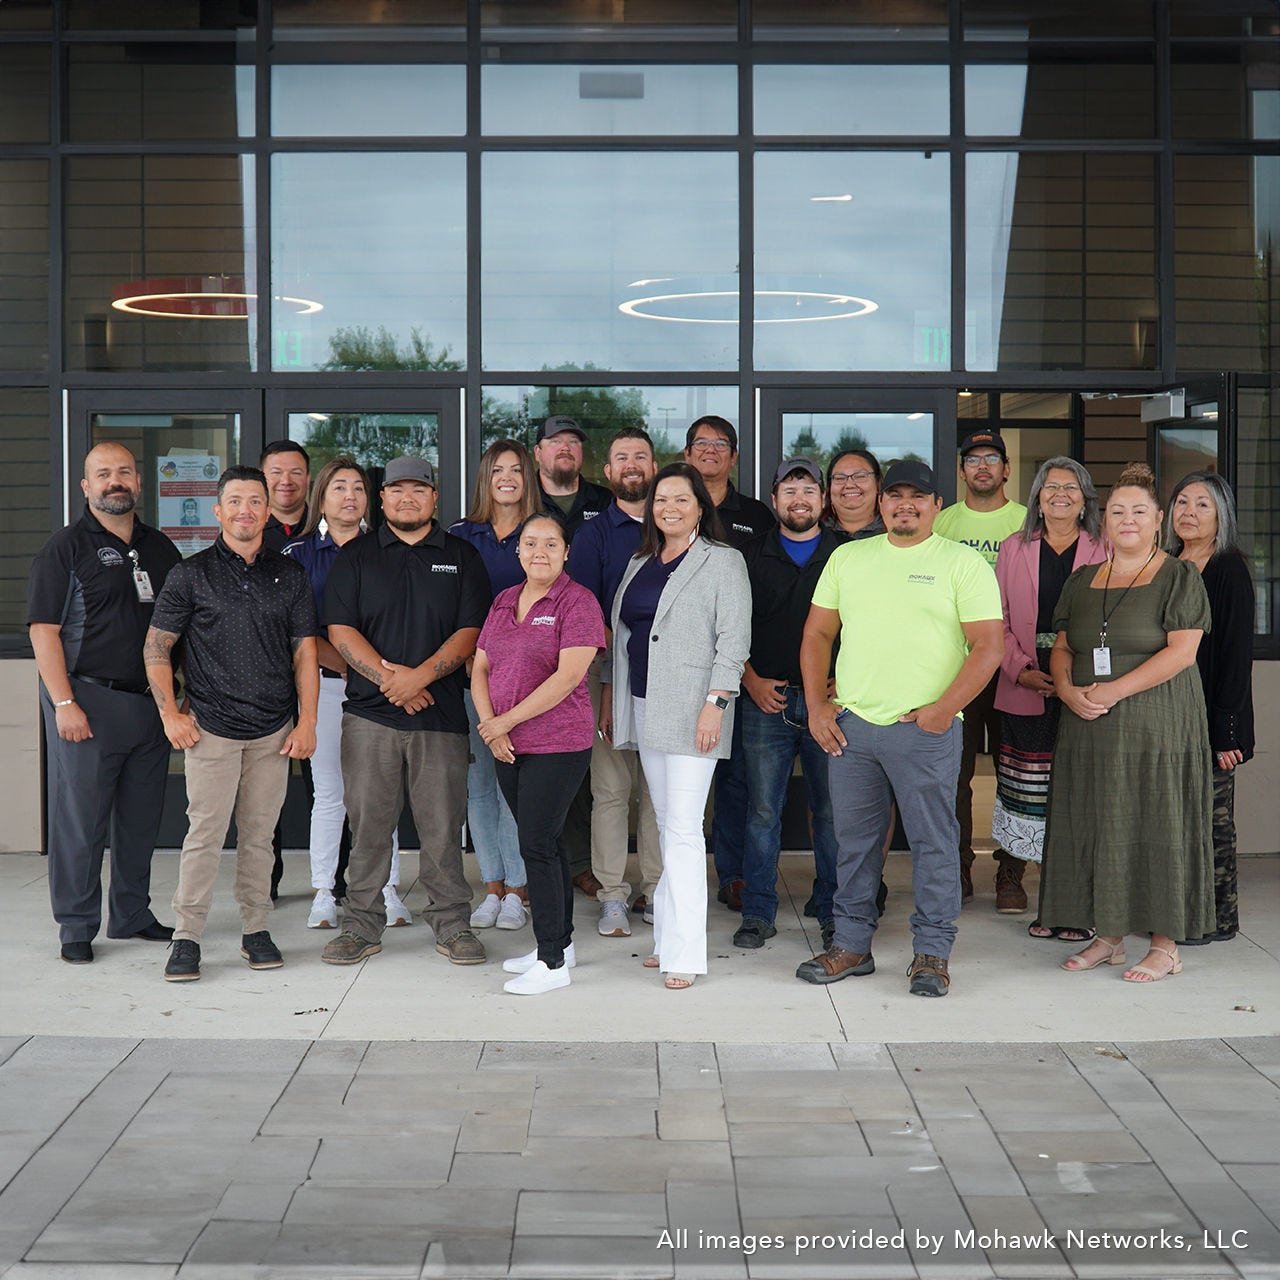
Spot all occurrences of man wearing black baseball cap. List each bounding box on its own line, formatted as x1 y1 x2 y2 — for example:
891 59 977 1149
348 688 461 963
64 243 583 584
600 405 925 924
797 459 1002 998
934 430 1028 909
533 416 611 537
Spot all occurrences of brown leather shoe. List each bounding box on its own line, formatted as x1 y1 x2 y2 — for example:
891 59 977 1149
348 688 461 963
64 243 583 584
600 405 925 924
435 930 487 965
795 946 875 985
572 870 602 897
716 879 744 912
994 853 1028 913
907 953 950 997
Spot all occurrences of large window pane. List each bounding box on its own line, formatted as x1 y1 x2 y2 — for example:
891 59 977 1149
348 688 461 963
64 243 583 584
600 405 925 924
480 0 735 41
272 153 466 372
0 389 49 643
483 152 738 372
754 65 948 136
1172 47 1280 140
66 156 256 373
967 152 1157 371
754 152 949 372
288 411 439 476
0 1 49 30
0 47 50 143
274 0 463 36
67 45 253 142
1238 388 1279 641
782 412 934 472
273 65 464 137
963 1 1153 40
0 161 49 374
1175 155 1279 373
753 0 947 41
482 65 736 136
68 0 256 28
965 63 1154 138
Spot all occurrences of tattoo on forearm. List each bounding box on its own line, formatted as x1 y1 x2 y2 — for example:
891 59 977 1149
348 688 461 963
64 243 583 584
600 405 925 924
143 629 178 667
432 654 464 679
337 641 383 684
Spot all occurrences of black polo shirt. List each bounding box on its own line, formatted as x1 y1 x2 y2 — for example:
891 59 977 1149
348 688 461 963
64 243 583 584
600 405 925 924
149 538 318 740
539 476 612 538
27 508 182 688
740 525 848 685
322 521 491 734
718 483 776 549
262 514 306 553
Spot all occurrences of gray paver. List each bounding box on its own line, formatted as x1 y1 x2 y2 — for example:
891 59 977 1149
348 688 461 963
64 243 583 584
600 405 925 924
516 1191 667 1237
666 1181 747 1280
508 1236 673 1278
715 1044 836 1073
527 1105 655 1139
307 1133 458 1184
457 1108 532 1152
421 1234 515 1279
658 1042 722 1091
211 1180 299 1224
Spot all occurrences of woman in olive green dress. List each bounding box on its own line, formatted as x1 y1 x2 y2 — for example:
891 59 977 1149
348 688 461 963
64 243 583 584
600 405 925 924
1039 462 1214 983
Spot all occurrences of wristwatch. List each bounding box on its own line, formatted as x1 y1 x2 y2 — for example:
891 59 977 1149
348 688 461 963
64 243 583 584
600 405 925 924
705 694 729 710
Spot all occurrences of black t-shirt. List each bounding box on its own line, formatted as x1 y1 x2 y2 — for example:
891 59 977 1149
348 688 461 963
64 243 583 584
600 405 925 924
322 522 491 734
149 538 319 740
27 508 182 687
717 484 776 549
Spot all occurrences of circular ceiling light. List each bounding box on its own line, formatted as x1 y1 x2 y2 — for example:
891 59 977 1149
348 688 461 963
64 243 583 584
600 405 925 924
618 289 877 325
110 276 323 319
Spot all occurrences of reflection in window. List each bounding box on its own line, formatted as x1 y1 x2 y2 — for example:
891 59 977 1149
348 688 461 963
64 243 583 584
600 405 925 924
1173 49 1280 140
755 152 949 372
1171 1 1280 39
271 153 466 372
957 392 991 420
967 152 1157 371
1157 426 1220 508
0 162 49 373
753 0 946 41
1000 392 1073 419
962 1 1153 40
274 0 463 36
68 0 255 28
481 385 738 482
482 65 736 136
273 65 464 137
754 65 948 136
782 412 934 472
965 63 1154 139
66 156 256 373
1175 155 1278 374
287 411 440 477
483 153 738 372
480 0 735 39
0 47 50 143
0 389 50 640
1237 388 1278 639
993 426 1073 506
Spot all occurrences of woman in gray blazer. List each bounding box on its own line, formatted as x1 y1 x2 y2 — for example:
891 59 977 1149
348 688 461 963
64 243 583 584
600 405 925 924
603 462 751 989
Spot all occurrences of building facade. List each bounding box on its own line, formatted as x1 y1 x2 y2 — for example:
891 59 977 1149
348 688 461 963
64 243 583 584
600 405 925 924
1 0 1277 850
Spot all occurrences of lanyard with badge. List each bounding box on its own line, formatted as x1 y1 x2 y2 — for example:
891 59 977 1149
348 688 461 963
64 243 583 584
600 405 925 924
1094 549 1156 677
128 549 155 602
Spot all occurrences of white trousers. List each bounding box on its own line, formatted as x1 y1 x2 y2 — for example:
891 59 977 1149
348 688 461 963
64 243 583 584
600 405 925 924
310 676 400 891
633 698 716 976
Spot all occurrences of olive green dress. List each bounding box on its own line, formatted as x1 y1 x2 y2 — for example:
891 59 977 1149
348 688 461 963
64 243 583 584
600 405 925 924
1039 556 1215 940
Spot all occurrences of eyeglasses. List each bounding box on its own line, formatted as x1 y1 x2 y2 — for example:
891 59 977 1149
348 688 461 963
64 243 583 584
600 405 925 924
962 453 1003 468
690 438 732 453
831 470 875 484
1042 482 1081 495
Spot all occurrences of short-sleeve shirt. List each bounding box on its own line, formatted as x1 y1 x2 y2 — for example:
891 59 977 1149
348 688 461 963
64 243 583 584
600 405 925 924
811 533 1002 726
447 519 525 597
716 484 776 548
476 573 605 754
934 500 1027 568
27 509 182 688
322 521 491 734
566 501 644 617
148 538 319 740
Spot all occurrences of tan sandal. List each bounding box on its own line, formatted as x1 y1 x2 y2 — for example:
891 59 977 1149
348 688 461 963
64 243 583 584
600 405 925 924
664 973 695 989
1061 937 1126 971
642 954 660 968
1123 944 1182 983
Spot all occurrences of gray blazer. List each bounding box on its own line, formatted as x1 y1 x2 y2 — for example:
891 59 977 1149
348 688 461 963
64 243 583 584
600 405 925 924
606 539 751 760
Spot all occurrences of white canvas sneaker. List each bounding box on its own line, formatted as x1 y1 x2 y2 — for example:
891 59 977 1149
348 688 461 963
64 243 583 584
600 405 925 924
307 889 338 929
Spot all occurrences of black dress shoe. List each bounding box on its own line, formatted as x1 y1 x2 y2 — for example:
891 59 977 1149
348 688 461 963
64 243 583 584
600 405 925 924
128 922 175 942
60 941 93 964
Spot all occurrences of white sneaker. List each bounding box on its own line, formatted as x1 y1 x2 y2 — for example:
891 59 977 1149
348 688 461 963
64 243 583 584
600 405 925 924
495 892 527 930
307 890 337 929
598 900 631 937
383 886 413 928
470 893 502 929
503 942 576 974
503 960 571 995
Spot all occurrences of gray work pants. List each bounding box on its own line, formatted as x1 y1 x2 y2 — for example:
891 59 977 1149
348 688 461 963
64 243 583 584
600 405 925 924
41 678 170 944
828 711 963 959
340 713 471 945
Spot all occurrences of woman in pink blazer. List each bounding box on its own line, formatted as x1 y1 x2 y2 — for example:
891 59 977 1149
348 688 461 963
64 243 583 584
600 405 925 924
992 457 1108 940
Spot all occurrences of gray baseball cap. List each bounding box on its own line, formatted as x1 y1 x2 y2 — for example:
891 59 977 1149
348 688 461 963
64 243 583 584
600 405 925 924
381 456 436 487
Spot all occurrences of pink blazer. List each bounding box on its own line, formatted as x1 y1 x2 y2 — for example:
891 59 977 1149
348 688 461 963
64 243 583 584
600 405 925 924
994 529 1108 715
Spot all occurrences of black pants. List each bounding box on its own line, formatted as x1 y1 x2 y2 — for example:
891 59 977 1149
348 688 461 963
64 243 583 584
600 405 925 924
956 671 1001 865
495 749 592 969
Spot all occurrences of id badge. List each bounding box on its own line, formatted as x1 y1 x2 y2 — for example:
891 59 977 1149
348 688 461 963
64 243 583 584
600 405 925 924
1092 646 1112 677
132 569 155 602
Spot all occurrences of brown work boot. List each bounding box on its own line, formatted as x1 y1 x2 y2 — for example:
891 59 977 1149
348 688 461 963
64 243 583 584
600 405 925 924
994 852 1028 913
572 870 602 897
795 946 875 985
717 879 745 912
907 953 950 997
959 857 974 903
435 929 487 965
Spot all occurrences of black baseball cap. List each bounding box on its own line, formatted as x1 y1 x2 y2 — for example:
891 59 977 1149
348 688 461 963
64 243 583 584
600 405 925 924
958 430 1008 460
882 459 940 496
537 415 586 443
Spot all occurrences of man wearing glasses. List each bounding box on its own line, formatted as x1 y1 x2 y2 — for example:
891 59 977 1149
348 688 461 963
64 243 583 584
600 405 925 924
933 431 1027 906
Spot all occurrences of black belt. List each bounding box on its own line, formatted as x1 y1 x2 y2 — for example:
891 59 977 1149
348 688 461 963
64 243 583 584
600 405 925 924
72 674 151 696
321 669 344 679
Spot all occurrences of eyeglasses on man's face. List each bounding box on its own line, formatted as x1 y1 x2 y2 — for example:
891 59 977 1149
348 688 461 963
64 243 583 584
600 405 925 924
690 438 732 453
963 453 1003 469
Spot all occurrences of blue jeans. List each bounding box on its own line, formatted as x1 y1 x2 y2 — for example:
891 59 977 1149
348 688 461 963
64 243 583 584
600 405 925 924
464 689 525 889
711 706 747 887
740 690 837 926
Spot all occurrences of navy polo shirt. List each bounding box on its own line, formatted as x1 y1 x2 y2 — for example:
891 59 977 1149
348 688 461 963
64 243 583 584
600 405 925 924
27 508 182 688
322 521 491 734
447 519 524 597
567 501 644 618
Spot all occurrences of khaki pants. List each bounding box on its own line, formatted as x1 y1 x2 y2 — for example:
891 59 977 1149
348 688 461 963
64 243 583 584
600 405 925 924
172 723 291 941
590 661 661 903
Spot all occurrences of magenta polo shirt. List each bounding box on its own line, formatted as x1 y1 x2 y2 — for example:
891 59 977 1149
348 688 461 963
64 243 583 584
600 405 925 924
476 572 606 755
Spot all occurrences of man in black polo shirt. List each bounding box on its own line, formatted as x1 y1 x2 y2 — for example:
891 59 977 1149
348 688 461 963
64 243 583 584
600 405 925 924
260 440 311 551
534 416 611 537
736 458 844 953
27 442 183 964
145 465 319 982
320 455 493 967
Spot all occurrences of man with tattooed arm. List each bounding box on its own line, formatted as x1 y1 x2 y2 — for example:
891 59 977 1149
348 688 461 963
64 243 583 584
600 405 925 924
144 465 319 982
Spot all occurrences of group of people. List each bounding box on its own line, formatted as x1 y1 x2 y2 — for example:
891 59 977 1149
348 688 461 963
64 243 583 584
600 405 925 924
28 415 1254 998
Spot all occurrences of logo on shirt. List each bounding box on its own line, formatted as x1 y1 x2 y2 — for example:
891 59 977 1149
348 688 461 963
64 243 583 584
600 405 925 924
732 522 753 534
906 573 936 585
431 563 459 574
582 511 600 521
97 547 125 567
530 615 556 626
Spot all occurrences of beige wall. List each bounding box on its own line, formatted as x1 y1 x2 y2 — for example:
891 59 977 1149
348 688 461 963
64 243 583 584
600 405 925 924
1238 660 1280 856
0 660 42 853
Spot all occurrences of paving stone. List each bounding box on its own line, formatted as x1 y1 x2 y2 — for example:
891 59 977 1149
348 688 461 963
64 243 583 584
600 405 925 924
728 1121 865 1159
479 1042 657 1071
307 1133 458 1184
526 1104 655 1140
858 1119 935 1159
509 1235 673 1278
285 1185 518 1232
1224 1037 1280 1086
516 1191 667 1237
908 1117 1024 1197
666 1182 747 1280
457 1107 532 1152
121 1040 307 1075
358 1041 483 1073
658 1091 728 1142
841 1087 922 1122
0 1038 29 1069
735 1160 896 1219
658 1043 722 1091
999 1130 1151 1166
1015 1161 1177 1197
715 1045 836 1073
960 1196 1073 1279
889 1042 1069 1070
421 1234 514 1278
1225 1164 1280 1229
261 1222 429 1275
211 1181 299 1223
829 1044 899 1071
722 1099 856 1126
517 1067 660 1104
1175 1110 1280 1164
887 1171 994 1280
737 1220 914 1280
720 1071 852 1102
4 1267 177 1279
182 1221 281 1266
295 1039 368 1074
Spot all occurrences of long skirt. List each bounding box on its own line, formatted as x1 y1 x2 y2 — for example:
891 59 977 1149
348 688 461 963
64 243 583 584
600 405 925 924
990 650 1059 865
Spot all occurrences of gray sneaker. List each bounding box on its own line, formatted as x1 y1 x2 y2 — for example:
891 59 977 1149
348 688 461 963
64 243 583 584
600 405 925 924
435 929 487 965
321 931 382 965
598 900 631 937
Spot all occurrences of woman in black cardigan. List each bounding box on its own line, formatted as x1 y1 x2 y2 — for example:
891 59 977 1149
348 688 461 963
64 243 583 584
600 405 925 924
1167 470 1255 943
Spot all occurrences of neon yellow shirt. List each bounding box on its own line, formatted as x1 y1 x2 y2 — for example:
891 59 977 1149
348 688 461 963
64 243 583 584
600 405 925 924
933 499 1027 568
811 533 1001 726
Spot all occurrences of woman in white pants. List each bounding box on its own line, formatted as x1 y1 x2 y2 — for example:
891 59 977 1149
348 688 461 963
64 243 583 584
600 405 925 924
282 458 407 929
603 462 750 989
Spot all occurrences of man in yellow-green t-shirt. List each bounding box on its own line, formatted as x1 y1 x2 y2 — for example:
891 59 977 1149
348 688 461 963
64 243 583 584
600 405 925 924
797 460 1002 998
935 430 1028 912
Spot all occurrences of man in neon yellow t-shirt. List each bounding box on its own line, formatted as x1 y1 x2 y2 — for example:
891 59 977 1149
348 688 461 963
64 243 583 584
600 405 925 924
935 430 1028 911
797 460 1002 998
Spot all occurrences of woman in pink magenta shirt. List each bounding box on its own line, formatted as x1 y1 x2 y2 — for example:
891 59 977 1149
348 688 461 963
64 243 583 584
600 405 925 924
471 512 606 995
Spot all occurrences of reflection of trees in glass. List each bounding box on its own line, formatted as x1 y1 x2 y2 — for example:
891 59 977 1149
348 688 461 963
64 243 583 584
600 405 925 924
322 325 462 373
294 414 440 473
786 426 870 473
